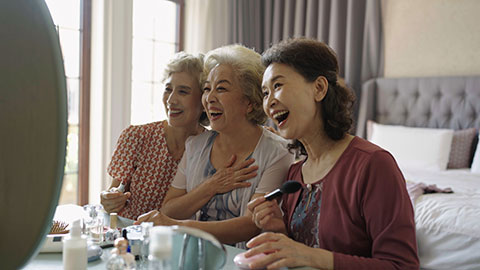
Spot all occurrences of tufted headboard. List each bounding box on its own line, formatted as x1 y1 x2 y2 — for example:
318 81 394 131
356 76 480 138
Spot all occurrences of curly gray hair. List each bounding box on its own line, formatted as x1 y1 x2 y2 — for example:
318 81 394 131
204 44 267 125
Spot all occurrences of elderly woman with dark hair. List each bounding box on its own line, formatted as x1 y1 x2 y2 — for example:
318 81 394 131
135 44 294 248
246 38 419 270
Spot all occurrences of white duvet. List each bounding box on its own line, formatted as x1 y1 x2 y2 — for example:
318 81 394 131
402 168 480 270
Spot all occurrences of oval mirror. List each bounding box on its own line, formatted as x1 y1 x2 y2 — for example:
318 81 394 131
0 1 68 269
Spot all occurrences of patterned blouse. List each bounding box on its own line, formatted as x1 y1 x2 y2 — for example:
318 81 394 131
290 182 324 248
107 120 179 220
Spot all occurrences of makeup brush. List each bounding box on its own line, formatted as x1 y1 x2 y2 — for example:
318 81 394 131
264 181 302 201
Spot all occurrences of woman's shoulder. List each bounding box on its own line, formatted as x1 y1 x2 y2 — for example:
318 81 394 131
185 129 214 144
260 127 290 150
184 129 215 152
121 120 165 136
345 137 400 175
252 128 294 166
348 136 393 160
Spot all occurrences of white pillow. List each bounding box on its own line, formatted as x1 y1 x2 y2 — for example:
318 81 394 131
471 134 480 174
370 123 454 171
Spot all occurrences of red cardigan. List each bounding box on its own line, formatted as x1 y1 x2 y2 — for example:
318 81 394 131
282 137 419 270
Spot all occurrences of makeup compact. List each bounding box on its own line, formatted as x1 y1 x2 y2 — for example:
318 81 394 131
233 252 267 270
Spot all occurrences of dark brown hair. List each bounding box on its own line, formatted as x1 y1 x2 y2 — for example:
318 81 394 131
262 38 355 155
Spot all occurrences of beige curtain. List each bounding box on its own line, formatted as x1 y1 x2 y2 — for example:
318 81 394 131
183 0 231 54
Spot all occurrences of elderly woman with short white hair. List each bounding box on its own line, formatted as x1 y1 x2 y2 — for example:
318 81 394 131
135 44 294 248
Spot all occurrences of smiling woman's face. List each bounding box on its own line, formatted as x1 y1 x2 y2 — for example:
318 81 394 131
163 71 203 128
202 64 251 133
262 63 321 140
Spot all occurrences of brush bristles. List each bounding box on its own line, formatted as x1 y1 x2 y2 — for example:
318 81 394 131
281 181 302 194
49 220 69 234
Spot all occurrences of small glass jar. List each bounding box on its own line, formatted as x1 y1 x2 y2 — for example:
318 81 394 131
82 204 104 244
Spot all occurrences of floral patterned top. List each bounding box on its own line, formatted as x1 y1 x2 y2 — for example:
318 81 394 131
107 120 179 220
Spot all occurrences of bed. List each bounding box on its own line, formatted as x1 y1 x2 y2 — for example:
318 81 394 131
356 76 480 270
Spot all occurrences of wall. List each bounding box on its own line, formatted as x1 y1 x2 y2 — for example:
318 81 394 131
383 0 480 77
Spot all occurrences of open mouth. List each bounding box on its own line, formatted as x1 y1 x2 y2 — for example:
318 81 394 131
273 110 289 126
209 110 223 120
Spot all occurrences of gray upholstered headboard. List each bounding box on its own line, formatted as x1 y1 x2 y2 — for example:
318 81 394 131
356 76 480 138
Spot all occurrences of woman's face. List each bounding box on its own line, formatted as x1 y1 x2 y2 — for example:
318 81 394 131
163 71 203 128
262 63 324 140
202 64 251 133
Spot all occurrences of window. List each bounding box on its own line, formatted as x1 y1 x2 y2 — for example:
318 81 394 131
131 0 180 125
45 0 82 205
45 0 91 205
45 0 181 204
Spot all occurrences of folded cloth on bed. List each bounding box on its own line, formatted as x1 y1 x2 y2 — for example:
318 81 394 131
406 181 453 205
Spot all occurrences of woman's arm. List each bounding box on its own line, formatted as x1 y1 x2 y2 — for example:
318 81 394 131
102 125 137 213
161 155 258 219
161 185 216 219
180 193 264 244
141 193 265 244
331 151 419 270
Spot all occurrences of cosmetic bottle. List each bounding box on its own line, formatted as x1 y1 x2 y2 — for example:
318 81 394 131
139 222 154 269
105 213 121 242
83 204 104 244
106 237 137 270
63 219 87 270
148 226 172 270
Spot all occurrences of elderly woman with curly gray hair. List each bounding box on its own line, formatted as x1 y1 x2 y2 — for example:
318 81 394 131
135 44 294 248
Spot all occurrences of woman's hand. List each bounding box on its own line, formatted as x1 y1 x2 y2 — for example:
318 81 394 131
206 155 258 194
247 196 286 233
134 210 178 226
245 232 333 270
100 189 131 214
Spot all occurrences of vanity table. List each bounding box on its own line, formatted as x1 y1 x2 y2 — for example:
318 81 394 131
22 244 244 270
24 244 316 269
23 204 313 269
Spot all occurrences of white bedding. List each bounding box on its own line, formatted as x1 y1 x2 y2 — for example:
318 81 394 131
402 168 480 270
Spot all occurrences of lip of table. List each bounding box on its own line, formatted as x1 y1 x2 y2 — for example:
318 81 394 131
23 244 245 270
24 244 316 270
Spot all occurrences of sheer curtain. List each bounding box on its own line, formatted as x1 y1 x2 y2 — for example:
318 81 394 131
184 0 231 54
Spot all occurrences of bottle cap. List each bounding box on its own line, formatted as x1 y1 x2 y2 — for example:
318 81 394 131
149 226 172 259
69 219 82 238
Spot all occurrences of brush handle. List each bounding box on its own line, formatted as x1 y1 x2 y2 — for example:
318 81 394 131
264 188 282 201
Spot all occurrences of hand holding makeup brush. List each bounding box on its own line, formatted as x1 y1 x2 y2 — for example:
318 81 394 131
248 181 301 233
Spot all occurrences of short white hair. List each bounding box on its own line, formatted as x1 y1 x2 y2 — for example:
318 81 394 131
204 44 266 125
